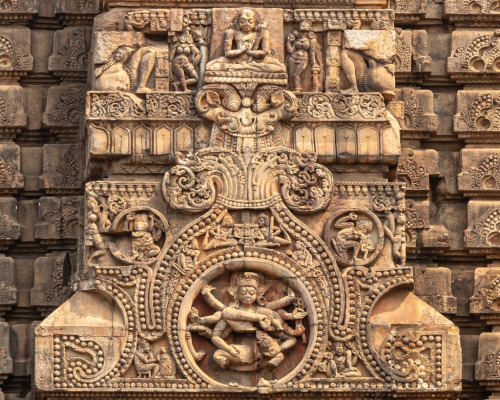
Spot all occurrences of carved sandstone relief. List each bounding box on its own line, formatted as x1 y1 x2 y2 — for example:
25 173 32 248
0 0 38 24
458 149 500 195
454 90 500 142
445 0 500 26
470 266 500 315
39 144 82 193
448 30 500 82
414 265 457 314
34 5 461 400
395 29 432 81
464 201 500 255
389 88 438 139
48 27 92 81
42 84 87 139
0 256 16 316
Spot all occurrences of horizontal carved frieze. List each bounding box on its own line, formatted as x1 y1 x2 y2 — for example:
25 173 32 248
390 0 426 23
445 0 500 27
102 1 390 10
55 0 99 25
0 0 38 24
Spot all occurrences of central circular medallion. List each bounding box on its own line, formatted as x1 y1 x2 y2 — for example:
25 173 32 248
177 258 317 388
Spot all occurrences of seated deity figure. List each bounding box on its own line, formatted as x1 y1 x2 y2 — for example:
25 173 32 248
187 272 307 372
205 8 286 74
330 341 361 377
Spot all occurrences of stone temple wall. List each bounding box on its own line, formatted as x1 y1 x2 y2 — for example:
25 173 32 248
0 0 497 400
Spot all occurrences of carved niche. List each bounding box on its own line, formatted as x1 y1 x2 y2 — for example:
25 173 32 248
35 5 461 400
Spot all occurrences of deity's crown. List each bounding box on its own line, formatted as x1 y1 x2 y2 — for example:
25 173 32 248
236 272 260 289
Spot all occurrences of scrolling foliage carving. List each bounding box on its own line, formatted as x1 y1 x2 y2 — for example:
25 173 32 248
35 5 460 400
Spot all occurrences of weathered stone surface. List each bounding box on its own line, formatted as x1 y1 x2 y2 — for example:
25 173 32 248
470 266 500 316
465 201 500 255
445 0 500 26
459 149 500 195
48 27 91 81
448 30 500 83
398 148 439 196
33 6 462 399
0 85 27 139
0 27 33 80
0 198 21 245
0 322 12 382
476 333 500 382
0 257 16 315
391 88 438 138
0 0 38 24
414 265 457 314
395 29 432 81
42 84 87 136
39 144 82 193
0 143 23 191
54 0 98 25
35 196 82 242
454 90 500 142
31 253 69 316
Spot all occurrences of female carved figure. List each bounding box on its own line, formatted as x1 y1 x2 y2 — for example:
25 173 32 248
187 272 307 372
206 8 286 73
286 21 322 92
170 24 200 91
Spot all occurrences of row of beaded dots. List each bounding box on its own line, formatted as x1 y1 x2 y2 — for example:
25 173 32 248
53 335 103 389
358 267 412 386
93 272 138 387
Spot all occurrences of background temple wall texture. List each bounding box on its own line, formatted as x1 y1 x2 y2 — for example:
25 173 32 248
0 0 497 399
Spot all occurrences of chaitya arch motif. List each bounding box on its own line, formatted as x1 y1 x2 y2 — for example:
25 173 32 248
34 3 461 400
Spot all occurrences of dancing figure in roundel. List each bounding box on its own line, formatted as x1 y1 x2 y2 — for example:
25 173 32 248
187 271 307 372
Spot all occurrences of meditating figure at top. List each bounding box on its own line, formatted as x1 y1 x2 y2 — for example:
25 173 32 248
206 8 286 74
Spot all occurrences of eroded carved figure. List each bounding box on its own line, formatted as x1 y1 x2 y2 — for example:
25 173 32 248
187 271 307 373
